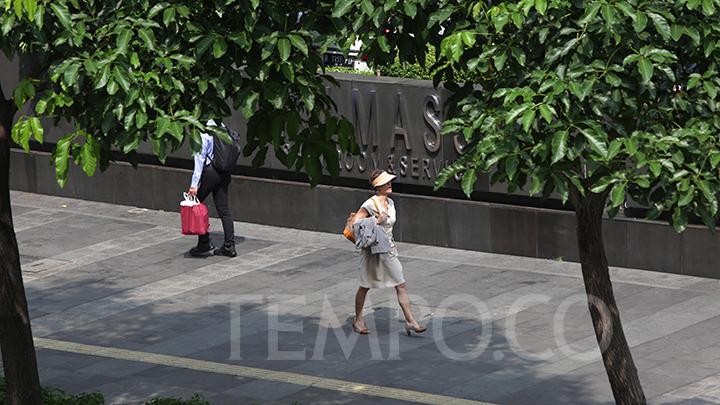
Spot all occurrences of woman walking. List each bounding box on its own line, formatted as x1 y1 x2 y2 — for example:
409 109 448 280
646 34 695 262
351 169 427 336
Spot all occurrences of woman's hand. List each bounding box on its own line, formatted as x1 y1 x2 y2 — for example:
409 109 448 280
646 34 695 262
376 212 387 224
187 187 198 197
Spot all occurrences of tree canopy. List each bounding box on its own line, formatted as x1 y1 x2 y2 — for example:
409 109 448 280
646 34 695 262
337 0 720 231
334 0 720 403
3 0 357 187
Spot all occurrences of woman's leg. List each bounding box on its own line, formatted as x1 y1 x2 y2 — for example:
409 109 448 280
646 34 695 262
395 283 420 327
354 287 370 327
395 283 425 332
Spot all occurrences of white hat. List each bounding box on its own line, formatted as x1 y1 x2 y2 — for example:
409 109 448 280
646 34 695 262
372 171 397 188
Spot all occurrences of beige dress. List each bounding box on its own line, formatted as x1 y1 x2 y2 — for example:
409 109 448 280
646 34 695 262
358 196 405 288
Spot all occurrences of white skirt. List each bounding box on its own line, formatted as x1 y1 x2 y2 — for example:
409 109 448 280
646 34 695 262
359 247 405 288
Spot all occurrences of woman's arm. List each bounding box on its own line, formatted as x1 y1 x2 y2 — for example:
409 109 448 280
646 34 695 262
354 208 369 221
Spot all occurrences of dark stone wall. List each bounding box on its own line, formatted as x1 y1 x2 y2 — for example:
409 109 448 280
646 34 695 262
10 149 710 279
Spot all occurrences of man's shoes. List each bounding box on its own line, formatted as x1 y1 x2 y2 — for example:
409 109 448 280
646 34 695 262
189 242 215 257
214 243 237 257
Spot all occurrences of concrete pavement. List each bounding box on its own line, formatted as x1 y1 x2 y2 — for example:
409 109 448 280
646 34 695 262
6 190 720 404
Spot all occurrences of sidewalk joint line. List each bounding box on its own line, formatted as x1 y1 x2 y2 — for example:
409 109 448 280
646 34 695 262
33 337 497 405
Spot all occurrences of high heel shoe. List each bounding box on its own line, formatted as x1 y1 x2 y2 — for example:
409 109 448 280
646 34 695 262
352 318 369 334
405 323 427 336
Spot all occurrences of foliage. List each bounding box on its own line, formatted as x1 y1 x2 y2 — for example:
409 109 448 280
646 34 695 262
144 394 210 405
336 0 720 232
0 377 211 404
324 66 375 76
0 377 103 405
378 45 481 82
1 0 358 187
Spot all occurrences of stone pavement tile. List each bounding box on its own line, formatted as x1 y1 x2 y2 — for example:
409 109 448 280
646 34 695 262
36 348 104 371
221 380 308 402
130 365 252 394
12 208 76 232
10 204 36 215
92 377 217 405
640 371 720 403
262 386 417 405
652 372 720 404
495 369 613 405
17 214 153 259
29 243 296 337
40 369 118 397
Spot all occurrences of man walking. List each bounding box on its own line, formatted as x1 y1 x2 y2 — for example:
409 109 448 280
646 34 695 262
187 120 236 257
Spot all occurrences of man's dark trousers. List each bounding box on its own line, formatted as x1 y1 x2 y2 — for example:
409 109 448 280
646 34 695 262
197 164 234 246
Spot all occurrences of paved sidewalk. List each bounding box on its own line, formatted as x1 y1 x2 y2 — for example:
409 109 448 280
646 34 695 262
6 190 720 404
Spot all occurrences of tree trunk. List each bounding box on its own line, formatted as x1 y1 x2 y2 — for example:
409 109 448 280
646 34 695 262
572 191 646 404
0 93 42 404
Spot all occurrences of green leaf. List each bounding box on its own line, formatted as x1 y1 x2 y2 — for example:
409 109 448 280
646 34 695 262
505 103 532 124
106 79 118 95
35 98 47 114
28 116 43 143
521 109 536 132
332 0 354 18
535 0 547 14
147 2 165 18
529 172 544 195
54 134 74 188
493 52 507 70
702 0 716 15
678 186 695 207
670 24 684 41
49 3 71 28
163 7 176 26
287 34 308 56
551 130 568 163
607 139 623 160
638 58 653 83
404 1 417 17
116 28 132 55
579 127 608 158
505 155 519 180
461 168 476 197
672 207 688 233
138 28 155 51
135 110 148 129
277 38 291 61
569 78 594 101
649 161 661 177
361 0 373 15
539 104 554 124
601 4 616 26
63 62 80 87
280 63 295 82
213 37 227 58
647 12 670 39
112 66 131 92
578 3 601 25
710 152 720 168
704 81 718 99
80 137 100 176
590 176 614 193
610 182 626 207
460 31 475 47
240 91 260 119
634 11 648 32
377 35 391 52
687 74 702 90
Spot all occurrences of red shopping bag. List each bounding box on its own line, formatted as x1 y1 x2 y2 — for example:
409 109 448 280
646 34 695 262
180 193 209 235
